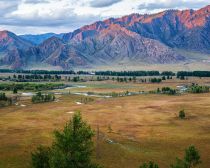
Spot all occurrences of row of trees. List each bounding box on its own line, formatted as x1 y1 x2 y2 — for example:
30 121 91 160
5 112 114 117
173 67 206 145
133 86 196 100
96 70 210 78
0 69 76 75
0 83 64 91
1 69 210 77
32 112 202 168
95 71 176 77
177 71 210 78
96 71 161 76
13 74 62 81
32 92 55 103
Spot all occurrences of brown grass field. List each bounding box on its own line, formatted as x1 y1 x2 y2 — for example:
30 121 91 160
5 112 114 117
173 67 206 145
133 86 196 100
0 78 210 168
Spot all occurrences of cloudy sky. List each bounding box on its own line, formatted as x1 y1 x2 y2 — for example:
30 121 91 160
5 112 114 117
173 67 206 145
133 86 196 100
0 0 209 35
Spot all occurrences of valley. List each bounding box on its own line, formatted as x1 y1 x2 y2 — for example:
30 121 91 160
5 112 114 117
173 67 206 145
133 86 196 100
0 73 210 168
0 3 210 168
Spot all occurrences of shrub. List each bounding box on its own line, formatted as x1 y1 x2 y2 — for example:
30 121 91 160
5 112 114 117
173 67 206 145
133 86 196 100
188 85 209 93
161 87 177 95
171 145 201 168
150 78 162 83
32 146 50 168
0 92 12 107
32 92 55 103
179 110 186 119
139 161 159 168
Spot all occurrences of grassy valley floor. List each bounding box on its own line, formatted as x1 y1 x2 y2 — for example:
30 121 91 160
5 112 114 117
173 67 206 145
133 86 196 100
1 81 210 168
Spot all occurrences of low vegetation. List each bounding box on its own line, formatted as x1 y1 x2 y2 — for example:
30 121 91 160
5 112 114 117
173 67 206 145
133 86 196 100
156 87 177 95
79 97 94 104
188 84 209 93
171 145 201 168
179 110 186 119
0 92 12 107
32 92 55 103
139 161 159 168
150 78 162 83
161 87 177 95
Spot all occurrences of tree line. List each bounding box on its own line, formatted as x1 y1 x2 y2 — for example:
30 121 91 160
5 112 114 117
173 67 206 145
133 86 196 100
1 69 210 78
0 83 64 92
95 71 161 76
177 71 210 77
13 74 62 80
0 69 76 75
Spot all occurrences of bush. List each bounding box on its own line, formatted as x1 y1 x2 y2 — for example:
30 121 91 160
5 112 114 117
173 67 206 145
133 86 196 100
188 85 209 93
185 145 201 167
139 161 159 168
162 76 166 80
32 146 50 168
13 87 18 94
0 92 12 107
0 92 7 101
179 110 186 119
161 87 177 95
150 78 162 83
171 145 201 168
32 92 55 103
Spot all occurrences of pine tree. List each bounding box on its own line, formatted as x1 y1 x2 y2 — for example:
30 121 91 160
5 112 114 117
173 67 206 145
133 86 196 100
32 112 100 168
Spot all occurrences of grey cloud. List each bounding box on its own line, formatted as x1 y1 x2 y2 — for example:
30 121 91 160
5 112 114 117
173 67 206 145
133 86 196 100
0 0 98 29
138 1 209 10
90 0 122 8
24 0 49 4
0 13 100 30
0 0 20 16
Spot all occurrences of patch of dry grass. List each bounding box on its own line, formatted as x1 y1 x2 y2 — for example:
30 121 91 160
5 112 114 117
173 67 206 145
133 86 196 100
1 80 210 168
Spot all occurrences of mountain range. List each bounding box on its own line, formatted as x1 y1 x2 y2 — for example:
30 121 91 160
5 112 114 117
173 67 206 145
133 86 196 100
0 5 210 70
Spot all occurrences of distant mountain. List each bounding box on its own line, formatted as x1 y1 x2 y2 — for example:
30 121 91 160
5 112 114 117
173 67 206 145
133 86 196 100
35 37 90 69
64 5 210 53
67 24 184 65
20 33 64 45
0 30 33 68
1 5 210 69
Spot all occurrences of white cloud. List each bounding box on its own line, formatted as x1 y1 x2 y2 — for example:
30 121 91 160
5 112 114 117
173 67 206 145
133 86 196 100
138 0 209 10
89 0 122 8
0 0 209 34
